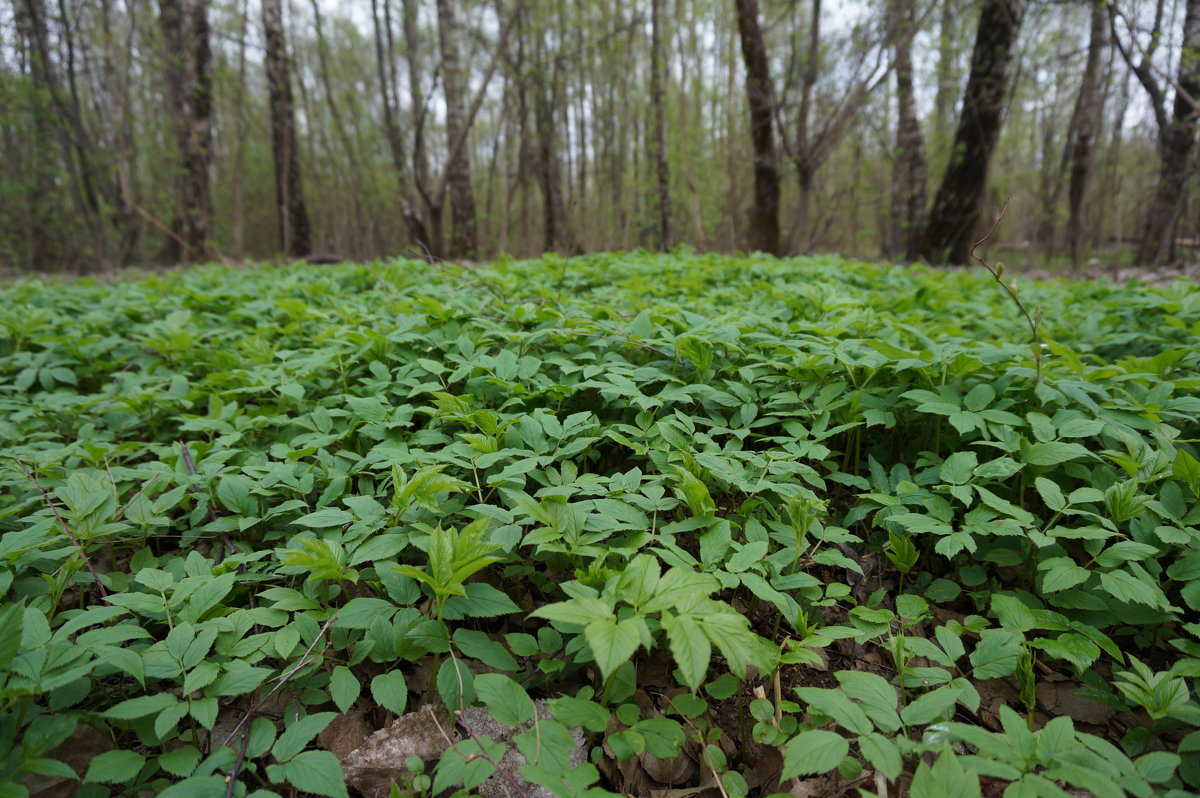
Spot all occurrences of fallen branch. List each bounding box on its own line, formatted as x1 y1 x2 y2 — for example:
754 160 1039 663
14 458 107 597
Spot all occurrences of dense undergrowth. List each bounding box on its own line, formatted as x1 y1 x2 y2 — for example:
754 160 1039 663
1 252 1199 797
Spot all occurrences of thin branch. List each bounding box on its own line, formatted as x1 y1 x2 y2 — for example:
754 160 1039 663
970 204 1043 382
454 709 530 798
14 458 107 597
179 441 236 561
218 614 337 750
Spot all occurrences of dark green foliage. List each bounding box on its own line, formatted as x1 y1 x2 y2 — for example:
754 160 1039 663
0 253 1198 796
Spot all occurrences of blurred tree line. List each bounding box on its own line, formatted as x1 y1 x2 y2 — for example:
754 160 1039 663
2 0 1198 272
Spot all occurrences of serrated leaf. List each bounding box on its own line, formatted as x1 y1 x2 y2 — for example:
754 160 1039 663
293 508 354 528
273 750 349 798
781 730 849 778
585 616 644 682
475 673 535 726
371 671 408 716
901 685 960 725
970 629 1021 679
84 750 145 784
329 666 360 713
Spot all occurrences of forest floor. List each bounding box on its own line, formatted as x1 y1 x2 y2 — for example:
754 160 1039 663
1 253 1197 797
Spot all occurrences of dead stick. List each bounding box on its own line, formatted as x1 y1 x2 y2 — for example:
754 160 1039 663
455 710 531 798
179 441 235 559
218 615 338 750
14 459 107 597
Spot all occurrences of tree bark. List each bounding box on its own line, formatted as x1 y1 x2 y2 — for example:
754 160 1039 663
533 39 573 254
158 0 214 262
371 0 431 253
890 0 926 260
262 0 311 257
1135 0 1200 266
733 0 781 255
919 0 1024 264
436 0 479 258
649 0 671 250
1062 0 1107 270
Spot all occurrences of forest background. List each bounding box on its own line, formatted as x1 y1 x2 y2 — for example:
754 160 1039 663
2 0 1199 274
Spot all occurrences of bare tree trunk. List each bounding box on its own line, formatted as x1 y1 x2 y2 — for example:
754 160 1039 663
532 34 573 254
231 0 248 258
1062 0 1107 270
649 0 671 250
436 0 478 258
733 0 781 255
10 0 56 270
933 0 959 138
1136 0 1200 266
158 0 213 262
371 0 430 253
919 0 1024 264
15 0 110 269
795 0 820 252
891 0 926 260
262 0 310 256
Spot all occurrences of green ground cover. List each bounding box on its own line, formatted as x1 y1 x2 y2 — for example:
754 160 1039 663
1 253 1199 797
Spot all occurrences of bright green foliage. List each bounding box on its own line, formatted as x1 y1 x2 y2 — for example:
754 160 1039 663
0 253 1198 795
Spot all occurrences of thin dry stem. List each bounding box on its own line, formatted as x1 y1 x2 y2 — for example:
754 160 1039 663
970 203 1043 382
14 458 107 597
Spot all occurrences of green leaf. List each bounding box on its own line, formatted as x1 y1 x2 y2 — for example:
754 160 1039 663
1135 751 1180 783
335 598 399 629
1034 477 1066 512
104 693 179 720
940 451 978 485
157 776 228 798
585 616 644 682
0 603 24 672
217 475 256 516
273 712 337 763
207 663 273 697
835 671 901 733
781 730 849 778
901 685 960 725
1021 442 1092 467
970 629 1022 679
272 750 349 798
453 629 518 671
662 614 710 690
474 673 535 726
293 508 354 528
437 656 476 712
371 671 408 716
991 594 1037 633
528 597 612 626
910 750 980 798
795 687 873 736
550 696 611 733
158 745 201 778
859 732 903 780
329 666 360 714
1173 449 1200 496
1099 568 1169 609
83 750 145 784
